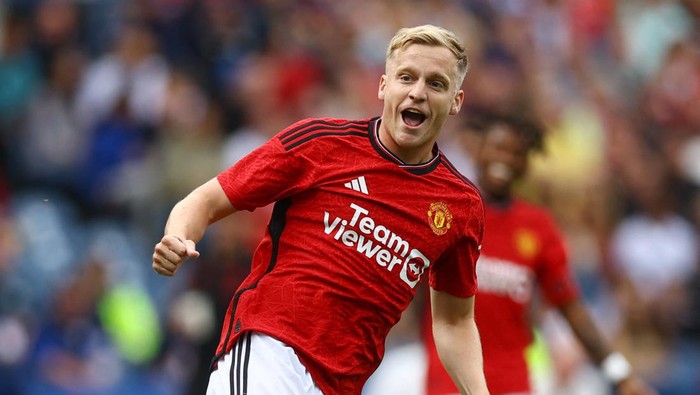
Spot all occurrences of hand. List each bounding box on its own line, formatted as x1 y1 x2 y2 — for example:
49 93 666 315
616 375 658 395
152 235 200 276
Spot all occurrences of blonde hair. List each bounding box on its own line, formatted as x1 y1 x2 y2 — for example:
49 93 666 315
386 24 469 87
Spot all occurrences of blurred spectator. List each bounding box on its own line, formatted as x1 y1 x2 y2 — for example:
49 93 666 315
24 259 122 394
77 94 152 215
31 0 81 70
157 289 217 395
618 0 694 81
0 9 41 143
14 46 87 196
607 152 699 394
73 21 169 135
220 52 285 167
644 40 700 132
158 72 224 199
610 154 698 309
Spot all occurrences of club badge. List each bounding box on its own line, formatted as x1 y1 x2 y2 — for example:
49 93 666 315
428 202 452 236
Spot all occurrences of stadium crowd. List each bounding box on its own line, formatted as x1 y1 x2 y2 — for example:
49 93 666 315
0 0 699 394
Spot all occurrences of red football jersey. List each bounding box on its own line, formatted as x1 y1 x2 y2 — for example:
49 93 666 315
214 117 485 395
425 199 580 395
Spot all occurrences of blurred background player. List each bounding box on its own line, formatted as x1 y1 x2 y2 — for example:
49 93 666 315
423 112 657 395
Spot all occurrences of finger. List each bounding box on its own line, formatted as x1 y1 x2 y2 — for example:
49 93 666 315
153 254 181 273
154 242 186 263
152 258 175 276
153 254 179 272
153 264 174 277
184 240 200 259
161 235 188 256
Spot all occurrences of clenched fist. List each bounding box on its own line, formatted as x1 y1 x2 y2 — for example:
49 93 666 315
152 235 200 276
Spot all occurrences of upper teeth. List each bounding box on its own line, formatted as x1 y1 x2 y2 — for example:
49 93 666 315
489 163 512 180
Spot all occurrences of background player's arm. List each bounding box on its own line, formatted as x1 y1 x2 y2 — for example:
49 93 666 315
152 178 237 276
558 300 657 395
430 289 489 395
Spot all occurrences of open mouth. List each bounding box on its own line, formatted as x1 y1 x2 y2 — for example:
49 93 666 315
487 162 513 183
401 109 426 127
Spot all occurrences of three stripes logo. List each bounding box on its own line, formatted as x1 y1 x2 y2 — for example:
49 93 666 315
344 176 368 195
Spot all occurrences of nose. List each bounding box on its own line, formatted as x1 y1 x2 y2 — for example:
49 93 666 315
409 80 428 101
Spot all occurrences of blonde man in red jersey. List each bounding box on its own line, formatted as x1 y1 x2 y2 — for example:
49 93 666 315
153 25 489 395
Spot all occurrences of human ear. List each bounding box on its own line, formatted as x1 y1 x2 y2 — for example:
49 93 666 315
378 75 386 100
450 90 464 115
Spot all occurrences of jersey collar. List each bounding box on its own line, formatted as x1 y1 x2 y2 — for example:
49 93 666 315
368 117 441 175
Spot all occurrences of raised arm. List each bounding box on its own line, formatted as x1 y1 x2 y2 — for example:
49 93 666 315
430 288 490 395
152 177 237 277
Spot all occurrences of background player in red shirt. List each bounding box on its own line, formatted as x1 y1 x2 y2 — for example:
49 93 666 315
423 112 657 395
152 25 490 395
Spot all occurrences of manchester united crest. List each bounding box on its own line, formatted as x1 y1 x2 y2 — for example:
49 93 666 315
515 229 539 260
428 202 452 236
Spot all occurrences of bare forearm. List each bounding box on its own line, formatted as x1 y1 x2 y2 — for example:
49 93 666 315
559 300 658 394
164 178 236 242
433 319 489 395
153 178 237 277
559 299 611 364
431 291 489 394
165 195 213 242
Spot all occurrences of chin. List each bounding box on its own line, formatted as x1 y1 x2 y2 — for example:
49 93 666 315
485 182 510 195
487 192 511 202
395 129 422 143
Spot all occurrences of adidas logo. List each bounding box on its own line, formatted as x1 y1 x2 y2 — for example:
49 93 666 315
344 176 368 195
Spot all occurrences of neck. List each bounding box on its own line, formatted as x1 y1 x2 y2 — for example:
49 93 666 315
394 147 435 164
376 119 435 164
480 188 512 207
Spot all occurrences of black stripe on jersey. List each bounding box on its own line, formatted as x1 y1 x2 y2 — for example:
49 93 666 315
286 130 367 150
403 154 440 175
367 117 442 175
368 118 400 165
211 197 292 372
439 152 480 190
279 119 369 150
280 118 369 142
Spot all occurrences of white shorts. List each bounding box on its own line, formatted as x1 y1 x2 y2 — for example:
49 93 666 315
206 331 324 395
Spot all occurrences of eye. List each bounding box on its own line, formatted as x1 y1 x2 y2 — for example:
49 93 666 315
399 74 413 82
430 80 446 90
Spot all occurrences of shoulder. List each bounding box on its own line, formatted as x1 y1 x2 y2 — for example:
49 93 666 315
437 151 482 200
276 117 373 151
510 198 562 235
433 156 485 234
512 198 549 215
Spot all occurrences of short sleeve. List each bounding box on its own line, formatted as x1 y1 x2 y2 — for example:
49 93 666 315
217 129 316 211
428 198 484 298
536 216 580 306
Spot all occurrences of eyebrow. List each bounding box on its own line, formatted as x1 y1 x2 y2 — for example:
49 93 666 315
394 65 452 83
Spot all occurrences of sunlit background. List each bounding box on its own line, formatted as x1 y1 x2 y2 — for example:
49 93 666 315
0 0 699 394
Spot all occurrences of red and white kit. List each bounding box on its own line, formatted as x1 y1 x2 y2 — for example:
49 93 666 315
213 117 484 395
